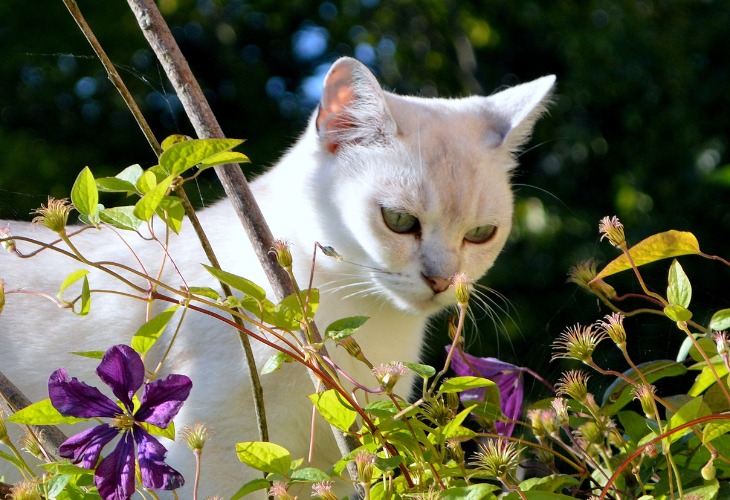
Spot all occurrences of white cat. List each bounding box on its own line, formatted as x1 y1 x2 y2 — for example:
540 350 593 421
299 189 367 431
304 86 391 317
0 57 554 497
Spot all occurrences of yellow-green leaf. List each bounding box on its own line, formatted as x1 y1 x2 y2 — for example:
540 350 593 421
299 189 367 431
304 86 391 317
593 230 701 281
134 175 173 221
703 420 730 444
308 389 357 432
667 259 692 308
710 309 730 331
235 441 291 475
666 396 711 443
7 398 87 425
199 151 250 171
71 167 99 218
131 306 179 355
57 269 90 302
160 138 245 177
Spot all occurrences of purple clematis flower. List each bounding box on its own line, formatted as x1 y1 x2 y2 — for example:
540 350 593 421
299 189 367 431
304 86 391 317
449 349 524 437
49 344 192 500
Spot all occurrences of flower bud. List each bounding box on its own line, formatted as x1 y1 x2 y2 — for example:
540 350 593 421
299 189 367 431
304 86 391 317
556 370 591 403
311 481 338 500
551 397 570 426
632 384 657 419
354 450 376 483
701 459 716 481
0 225 16 253
19 433 45 460
268 481 295 500
337 336 371 367
597 313 627 346
567 261 616 300
452 272 472 305
528 409 558 441
372 362 408 394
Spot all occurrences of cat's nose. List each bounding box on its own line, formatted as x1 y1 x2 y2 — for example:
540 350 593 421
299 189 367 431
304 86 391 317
422 274 452 294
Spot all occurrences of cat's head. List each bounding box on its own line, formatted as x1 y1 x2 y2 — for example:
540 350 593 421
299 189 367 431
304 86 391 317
311 57 555 315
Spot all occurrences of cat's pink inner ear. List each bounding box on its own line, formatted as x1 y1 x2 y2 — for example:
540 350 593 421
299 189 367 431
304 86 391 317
316 62 357 153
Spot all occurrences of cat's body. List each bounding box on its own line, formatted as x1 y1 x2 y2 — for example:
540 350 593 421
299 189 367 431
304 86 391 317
0 58 554 497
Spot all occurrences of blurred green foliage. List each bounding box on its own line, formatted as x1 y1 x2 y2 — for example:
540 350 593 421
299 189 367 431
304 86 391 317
1 0 728 398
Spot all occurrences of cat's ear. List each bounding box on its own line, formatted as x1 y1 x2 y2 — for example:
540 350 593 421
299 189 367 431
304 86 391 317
316 57 397 153
484 75 556 152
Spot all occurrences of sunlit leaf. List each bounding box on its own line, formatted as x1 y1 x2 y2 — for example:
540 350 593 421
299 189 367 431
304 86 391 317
440 484 500 500
57 269 90 302
136 169 158 194
439 376 496 394
69 350 104 359
667 259 691 308
592 230 701 281
308 389 356 432
99 206 143 231
703 420 730 444
270 289 319 329
78 275 91 316
131 306 179 355
403 362 436 380
202 264 266 300
186 287 220 300
134 175 173 221
290 467 330 482
199 151 250 171
664 304 692 322
666 396 711 443
235 441 291 475
160 138 245 177
141 420 175 441
710 309 730 331
156 196 184 234
230 478 270 500
261 352 293 375
8 398 87 425
71 167 98 218
324 316 368 341
160 134 189 151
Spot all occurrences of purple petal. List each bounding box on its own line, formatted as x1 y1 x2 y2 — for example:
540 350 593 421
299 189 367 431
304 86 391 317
95 432 136 500
96 345 145 412
58 424 118 468
135 374 192 428
49 369 121 418
134 427 185 490
448 349 525 437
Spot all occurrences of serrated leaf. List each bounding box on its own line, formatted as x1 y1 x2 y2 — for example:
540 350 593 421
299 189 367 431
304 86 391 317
160 138 245 177
403 362 436 380
261 352 293 375
703 419 730 444
593 230 701 281
202 264 266 300
308 389 357 432
710 309 730 331
134 175 173 221
290 467 330 482
199 151 250 171
667 259 691 308
99 206 143 231
325 316 368 341
439 376 496 394
235 441 291 475
71 167 98 217
131 306 179 355
57 269 90 301
7 398 87 425
664 304 693 322
602 360 687 415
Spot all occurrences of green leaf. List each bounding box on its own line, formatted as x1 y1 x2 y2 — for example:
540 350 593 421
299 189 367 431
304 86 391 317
159 138 245 177
465 400 503 421
71 167 99 218
667 259 691 308
131 306 179 355
689 363 729 397
77 275 91 316
202 264 266 300
8 398 87 425
403 362 436 380
134 175 173 221
161 134 190 151
261 352 293 375
324 316 369 341
156 196 184 234
235 441 291 475
703 419 730 444
439 484 500 500
666 396 711 442
270 289 319 329
308 389 357 432
230 478 271 500
439 376 496 394
69 350 104 359
46 474 72 498
664 304 693 322
186 287 220 300
57 269 90 302
199 151 250 171
99 206 143 231
593 230 701 280
136 170 158 194
0 449 27 471
602 360 687 415
441 406 478 442
290 467 330 482
78 205 102 227
518 474 581 493
710 308 730 331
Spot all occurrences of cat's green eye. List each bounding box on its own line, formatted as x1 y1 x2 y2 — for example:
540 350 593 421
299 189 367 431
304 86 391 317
381 207 419 234
464 224 497 244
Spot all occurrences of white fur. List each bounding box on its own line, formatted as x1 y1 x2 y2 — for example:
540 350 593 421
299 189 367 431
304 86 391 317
0 58 554 498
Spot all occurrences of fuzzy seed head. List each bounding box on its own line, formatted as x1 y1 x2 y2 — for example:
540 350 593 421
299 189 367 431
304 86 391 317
551 324 605 363
551 397 570 426
597 312 627 345
354 450 376 483
311 481 337 500
269 481 295 500
271 240 293 269
10 481 41 500
452 272 473 305
556 370 591 403
31 197 73 233
713 331 730 357
632 384 657 419
567 260 616 299
181 422 210 452
471 439 521 479
598 215 626 248
372 362 408 393
528 408 558 440
576 421 603 446
19 433 44 460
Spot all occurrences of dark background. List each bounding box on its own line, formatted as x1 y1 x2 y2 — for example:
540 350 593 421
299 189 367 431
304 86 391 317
2 0 729 403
